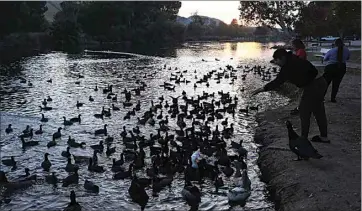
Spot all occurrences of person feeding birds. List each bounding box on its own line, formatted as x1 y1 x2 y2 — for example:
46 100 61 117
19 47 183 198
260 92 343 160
251 49 330 143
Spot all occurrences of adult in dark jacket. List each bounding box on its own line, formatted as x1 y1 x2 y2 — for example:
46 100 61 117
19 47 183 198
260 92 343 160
251 49 330 143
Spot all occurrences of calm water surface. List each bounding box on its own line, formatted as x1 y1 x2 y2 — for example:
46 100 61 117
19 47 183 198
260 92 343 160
0 42 289 211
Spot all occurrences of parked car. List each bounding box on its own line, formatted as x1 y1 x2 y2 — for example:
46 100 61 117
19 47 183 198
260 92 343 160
344 36 357 41
320 36 339 41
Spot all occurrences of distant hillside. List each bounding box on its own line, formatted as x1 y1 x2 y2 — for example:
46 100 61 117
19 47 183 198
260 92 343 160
176 15 225 27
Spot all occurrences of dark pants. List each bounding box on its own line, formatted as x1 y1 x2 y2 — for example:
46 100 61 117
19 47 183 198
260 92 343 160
323 63 347 100
299 77 328 138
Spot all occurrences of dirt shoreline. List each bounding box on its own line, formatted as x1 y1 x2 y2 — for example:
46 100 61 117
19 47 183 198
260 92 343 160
254 71 361 211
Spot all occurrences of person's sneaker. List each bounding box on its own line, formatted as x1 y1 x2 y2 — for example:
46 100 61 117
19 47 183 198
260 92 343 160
311 135 330 143
331 99 337 103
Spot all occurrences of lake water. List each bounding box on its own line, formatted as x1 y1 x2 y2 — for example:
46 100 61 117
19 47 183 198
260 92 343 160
0 42 290 211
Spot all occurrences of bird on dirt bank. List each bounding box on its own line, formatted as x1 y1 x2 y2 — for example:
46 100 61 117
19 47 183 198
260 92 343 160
285 120 323 161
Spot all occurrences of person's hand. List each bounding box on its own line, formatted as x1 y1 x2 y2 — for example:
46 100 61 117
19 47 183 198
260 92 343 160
251 87 264 96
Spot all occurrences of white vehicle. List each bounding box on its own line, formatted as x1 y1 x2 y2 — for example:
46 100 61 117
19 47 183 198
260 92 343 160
320 36 339 41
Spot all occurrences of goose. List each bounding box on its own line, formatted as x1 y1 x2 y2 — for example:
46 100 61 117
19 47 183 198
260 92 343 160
40 113 48 122
90 141 104 152
62 167 79 187
106 145 116 157
19 129 33 139
286 121 323 161
0 171 34 193
68 136 86 148
111 159 125 172
39 106 53 111
112 104 120 111
63 116 73 126
73 154 90 164
47 136 57 148
84 180 99 193
45 172 58 186
69 114 81 123
47 96 53 101
63 191 81 211
41 153 51 171
128 175 149 211
95 124 107 136
113 163 133 180
227 169 251 206
89 96 94 102
65 157 78 173
94 111 104 119
120 126 127 137
19 168 37 181
133 126 140 134
21 125 30 134
181 177 201 211
2 156 16 168
42 99 47 106
35 125 43 135
105 135 114 144
75 81 80 85
76 101 84 108
112 94 117 101
53 127 62 139
21 137 39 148
5 124 13 133
214 176 224 193
46 79 52 83
113 153 124 166
88 158 105 173
61 147 71 158
28 81 33 86
94 85 98 91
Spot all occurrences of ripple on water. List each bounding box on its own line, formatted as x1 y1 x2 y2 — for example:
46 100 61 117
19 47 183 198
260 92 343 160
0 42 288 211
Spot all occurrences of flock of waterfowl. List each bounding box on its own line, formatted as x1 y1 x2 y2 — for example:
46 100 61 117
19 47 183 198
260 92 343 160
1 59 281 211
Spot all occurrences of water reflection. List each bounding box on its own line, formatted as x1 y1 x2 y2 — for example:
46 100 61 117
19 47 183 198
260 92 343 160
0 42 289 211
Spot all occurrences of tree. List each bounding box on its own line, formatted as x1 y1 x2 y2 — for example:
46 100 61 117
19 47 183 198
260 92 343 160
238 1 305 36
329 1 361 38
0 1 48 38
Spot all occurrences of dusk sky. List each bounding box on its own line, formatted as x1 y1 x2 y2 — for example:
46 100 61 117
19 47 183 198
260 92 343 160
178 1 241 24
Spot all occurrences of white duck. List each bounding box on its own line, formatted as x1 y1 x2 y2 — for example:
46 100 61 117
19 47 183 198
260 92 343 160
227 169 251 206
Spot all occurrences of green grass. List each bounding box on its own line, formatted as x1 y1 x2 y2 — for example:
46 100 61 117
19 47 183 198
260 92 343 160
307 50 361 63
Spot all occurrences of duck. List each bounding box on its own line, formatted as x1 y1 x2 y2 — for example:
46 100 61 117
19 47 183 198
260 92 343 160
128 175 149 211
21 137 39 148
65 157 78 173
95 124 107 136
61 147 71 158
53 127 62 139
46 79 52 83
62 167 79 187
227 169 251 206
112 104 120 111
47 136 57 148
63 116 73 126
89 96 94 102
45 172 58 186
0 171 34 193
76 101 84 108
84 180 99 193
63 191 81 211
286 121 323 161
39 105 53 111
5 124 13 133
2 156 16 168
113 163 133 180
69 114 81 123
19 168 37 181
41 153 51 171
181 177 201 211
106 145 116 157
40 113 48 122
90 141 104 152
35 125 43 135
88 158 105 173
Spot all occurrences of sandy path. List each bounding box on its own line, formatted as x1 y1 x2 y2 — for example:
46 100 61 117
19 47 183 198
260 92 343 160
254 71 361 211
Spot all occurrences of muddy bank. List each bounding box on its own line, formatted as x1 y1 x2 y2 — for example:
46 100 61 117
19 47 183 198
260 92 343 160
255 71 361 211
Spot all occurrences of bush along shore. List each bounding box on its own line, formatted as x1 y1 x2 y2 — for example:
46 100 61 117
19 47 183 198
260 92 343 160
254 70 361 211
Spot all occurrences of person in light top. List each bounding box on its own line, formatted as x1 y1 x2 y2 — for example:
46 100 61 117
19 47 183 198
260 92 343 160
323 38 350 103
191 149 201 169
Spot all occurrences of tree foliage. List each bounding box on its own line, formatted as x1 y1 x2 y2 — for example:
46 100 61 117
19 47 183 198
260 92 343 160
238 1 305 34
0 1 48 37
